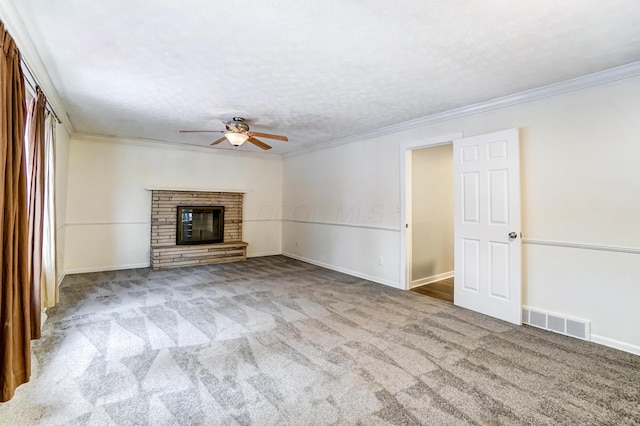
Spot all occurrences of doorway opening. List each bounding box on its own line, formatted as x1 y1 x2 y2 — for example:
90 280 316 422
399 132 460 293
407 143 454 303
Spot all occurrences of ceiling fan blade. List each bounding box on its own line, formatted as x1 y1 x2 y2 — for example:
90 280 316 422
180 130 224 133
248 132 288 141
247 137 272 150
210 137 227 146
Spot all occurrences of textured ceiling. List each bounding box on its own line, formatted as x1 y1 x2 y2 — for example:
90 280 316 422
11 0 640 155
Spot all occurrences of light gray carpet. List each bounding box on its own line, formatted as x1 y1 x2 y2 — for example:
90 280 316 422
1 255 638 425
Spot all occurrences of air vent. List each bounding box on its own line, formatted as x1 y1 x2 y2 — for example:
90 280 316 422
522 307 590 341
566 319 588 340
547 315 565 333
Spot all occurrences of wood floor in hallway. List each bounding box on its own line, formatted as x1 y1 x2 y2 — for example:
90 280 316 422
411 277 454 303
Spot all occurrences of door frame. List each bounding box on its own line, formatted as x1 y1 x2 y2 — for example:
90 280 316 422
399 132 462 290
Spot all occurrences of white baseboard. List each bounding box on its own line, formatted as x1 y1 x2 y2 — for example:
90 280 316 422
410 270 454 289
64 262 150 275
57 273 65 286
591 334 640 356
282 252 401 289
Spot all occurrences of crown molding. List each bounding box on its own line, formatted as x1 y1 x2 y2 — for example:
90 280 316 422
285 61 640 158
72 133 283 160
0 0 74 135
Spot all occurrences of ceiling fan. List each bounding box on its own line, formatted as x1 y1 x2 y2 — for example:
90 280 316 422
180 117 288 150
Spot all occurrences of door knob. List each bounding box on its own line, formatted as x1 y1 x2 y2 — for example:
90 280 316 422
508 232 518 239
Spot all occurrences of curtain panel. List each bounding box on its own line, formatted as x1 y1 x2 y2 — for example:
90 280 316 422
0 21 30 402
26 88 46 340
41 115 57 308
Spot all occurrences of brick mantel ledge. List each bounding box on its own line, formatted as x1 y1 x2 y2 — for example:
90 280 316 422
145 187 249 193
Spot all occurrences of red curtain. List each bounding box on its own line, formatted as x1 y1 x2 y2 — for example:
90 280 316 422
0 20 30 402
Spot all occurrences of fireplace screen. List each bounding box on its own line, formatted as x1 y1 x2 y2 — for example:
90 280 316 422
176 206 224 245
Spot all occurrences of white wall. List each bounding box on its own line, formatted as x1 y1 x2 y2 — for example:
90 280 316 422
64 136 282 273
283 75 640 350
282 140 401 287
411 144 454 284
55 123 70 281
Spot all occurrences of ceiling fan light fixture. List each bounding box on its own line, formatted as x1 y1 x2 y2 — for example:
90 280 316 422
225 132 249 146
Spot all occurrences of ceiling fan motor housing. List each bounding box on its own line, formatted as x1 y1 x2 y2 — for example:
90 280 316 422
226 117 250 133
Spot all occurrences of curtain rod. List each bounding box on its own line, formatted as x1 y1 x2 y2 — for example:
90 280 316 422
20 59 62 124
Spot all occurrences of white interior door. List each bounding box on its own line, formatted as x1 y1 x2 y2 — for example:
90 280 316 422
453 129 522 324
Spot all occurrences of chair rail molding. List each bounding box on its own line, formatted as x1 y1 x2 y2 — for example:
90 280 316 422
522 239 640 255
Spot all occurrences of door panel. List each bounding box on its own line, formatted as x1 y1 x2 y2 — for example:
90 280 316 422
453 129 522 324
462 239 480 292
462 172 480 222
488 241 510 299
489 170 509 224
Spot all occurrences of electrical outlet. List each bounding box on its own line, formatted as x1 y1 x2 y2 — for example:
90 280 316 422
295 241 299 247
377 256 384 265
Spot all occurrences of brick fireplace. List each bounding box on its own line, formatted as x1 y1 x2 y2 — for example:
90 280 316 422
149 189 248 269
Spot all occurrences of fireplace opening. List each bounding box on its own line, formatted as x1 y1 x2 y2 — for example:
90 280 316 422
176 206 224 245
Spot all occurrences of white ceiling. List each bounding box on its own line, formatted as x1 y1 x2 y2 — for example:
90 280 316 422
10 0 640 155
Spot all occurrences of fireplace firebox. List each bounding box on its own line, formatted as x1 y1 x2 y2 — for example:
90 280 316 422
176 206 224 245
